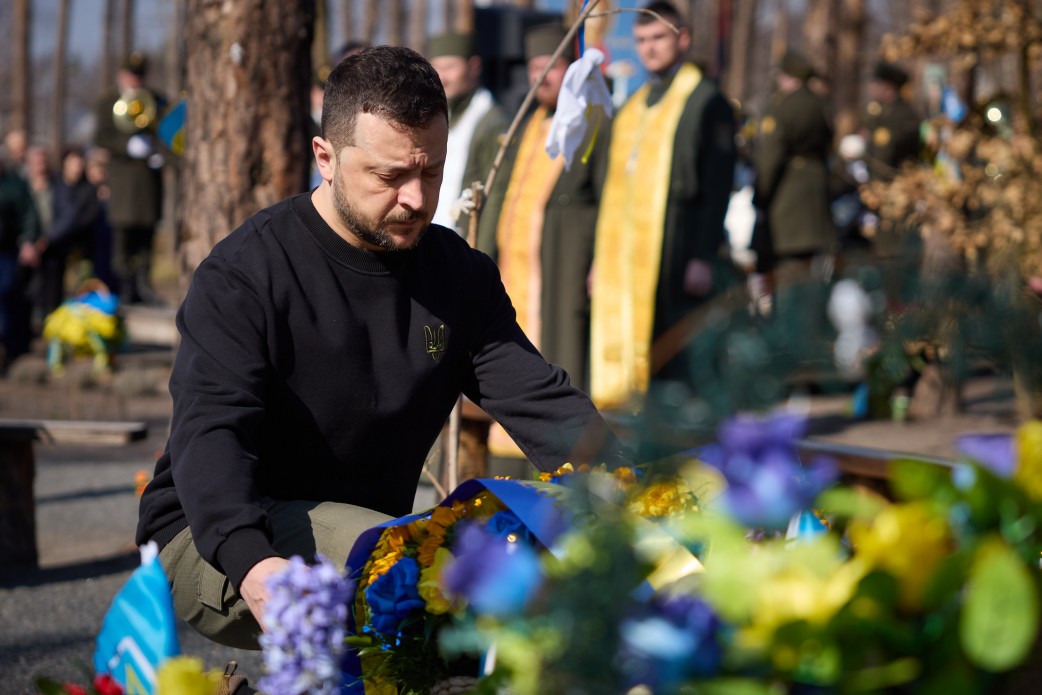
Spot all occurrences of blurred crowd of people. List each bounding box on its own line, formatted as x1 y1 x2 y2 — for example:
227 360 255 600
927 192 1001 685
0 51 168 372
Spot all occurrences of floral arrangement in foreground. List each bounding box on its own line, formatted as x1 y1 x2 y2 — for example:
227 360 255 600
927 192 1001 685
342 467 700 694
431 413 1042 695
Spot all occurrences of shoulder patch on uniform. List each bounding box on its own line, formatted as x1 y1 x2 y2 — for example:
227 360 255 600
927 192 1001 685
760 115 777 135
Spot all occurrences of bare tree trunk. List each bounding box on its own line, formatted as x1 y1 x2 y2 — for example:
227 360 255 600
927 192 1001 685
409 0 428 53
102 0 117 91
727 0 756 104
121 0 136 57
363 0 379 44
314 0 330 68
388 0 403 46
442 0 453 35
10 0 30 135
770 0 789 65
341 0 353 43
52 0 71 154
180 0 315 288
802 0 832 83
454 0 473 34
834 0 866 138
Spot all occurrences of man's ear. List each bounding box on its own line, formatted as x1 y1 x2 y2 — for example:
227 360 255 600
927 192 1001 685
678 27 692 56
313 137 337 184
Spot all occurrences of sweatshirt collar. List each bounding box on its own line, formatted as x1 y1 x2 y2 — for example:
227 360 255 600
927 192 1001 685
293 193 414 274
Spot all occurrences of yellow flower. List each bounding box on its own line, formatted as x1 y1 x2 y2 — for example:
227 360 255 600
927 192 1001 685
539 463 574 482
848 502 950 607
419 547 463 615
628 479 696 517
156 656 222 695
613 466 637 486
1015 420 1042 500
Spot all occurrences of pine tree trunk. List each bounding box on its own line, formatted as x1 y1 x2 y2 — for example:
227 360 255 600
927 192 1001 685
834 0 866 137
455 0 473 34
363 0 379 44
314 0 330 69
121 0 135 57
802 0 832 85
341 0 353 44
771 0 789 65
179 0 315 287
102 0 116 90
52 0 71 154
388 0 403 46
409 0 428 53
727 0 756 104
11 0 30 134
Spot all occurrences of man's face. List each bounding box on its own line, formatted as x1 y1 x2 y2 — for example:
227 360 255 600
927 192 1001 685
117 69 144 91
62 152 85 183
634 20 690 75
431 55 479 102
331 112 447 252
528 55 569 109
4 130 27 164
868 79 898 104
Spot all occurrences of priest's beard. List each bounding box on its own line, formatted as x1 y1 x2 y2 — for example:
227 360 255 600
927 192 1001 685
332 171 428 252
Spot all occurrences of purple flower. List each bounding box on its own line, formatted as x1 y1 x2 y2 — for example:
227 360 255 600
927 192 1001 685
443 523 542 618
618 595 723 690
699 412 838 529
955 433 1016 478
485 510 536 546
364 556 426 637
258 554 355 695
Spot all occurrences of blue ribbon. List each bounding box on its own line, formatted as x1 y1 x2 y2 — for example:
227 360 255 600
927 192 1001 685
578 0 590 56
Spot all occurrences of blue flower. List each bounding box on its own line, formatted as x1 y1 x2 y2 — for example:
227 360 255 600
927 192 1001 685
258 554 355 695
443 523 542 618
485 510 536 546
618 595 723 691
364 556 426 637
699 411 837 529
955 432 1016 478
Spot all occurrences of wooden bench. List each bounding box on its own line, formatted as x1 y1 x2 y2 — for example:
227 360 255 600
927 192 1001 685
0 419 148 569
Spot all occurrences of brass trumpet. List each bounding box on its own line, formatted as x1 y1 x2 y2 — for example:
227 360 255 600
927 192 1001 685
112 88 158 134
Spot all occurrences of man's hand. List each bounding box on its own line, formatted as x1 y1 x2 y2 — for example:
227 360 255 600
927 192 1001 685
240 556 290 631
18 241 41 268
683 259 714 297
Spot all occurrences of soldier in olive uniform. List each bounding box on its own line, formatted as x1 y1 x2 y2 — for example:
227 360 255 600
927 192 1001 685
862 61 921 181
93 52 167 305
753 50 836 291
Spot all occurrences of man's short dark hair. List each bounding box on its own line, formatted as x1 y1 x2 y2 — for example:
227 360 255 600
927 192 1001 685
637 1 687 31
321 46 448 152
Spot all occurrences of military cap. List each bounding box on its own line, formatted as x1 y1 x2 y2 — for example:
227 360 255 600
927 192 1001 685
429 32 476 59
524 23 575 62
873 61 909 88
121 51 148 76
779 51 815 81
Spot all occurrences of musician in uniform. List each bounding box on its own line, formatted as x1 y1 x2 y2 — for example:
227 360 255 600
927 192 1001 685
93 51 167 306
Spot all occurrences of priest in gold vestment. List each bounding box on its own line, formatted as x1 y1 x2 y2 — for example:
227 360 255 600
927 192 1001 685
476 23 611 461
589 1 736 411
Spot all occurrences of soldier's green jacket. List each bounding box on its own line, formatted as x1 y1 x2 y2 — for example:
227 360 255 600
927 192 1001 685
754 84 836 258
864 97 921 180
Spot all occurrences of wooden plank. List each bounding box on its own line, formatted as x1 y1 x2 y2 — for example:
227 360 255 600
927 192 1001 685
796 438 955 480
0 419 148 446
122 305 178 347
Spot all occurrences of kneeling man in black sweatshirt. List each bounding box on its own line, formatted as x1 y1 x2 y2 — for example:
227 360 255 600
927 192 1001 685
136 45 626 649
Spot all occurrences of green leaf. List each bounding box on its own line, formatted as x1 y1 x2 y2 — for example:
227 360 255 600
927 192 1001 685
960 536 1040 672
815 486 887 521
889 458 952 502
33 678 68 695
689 678 781 695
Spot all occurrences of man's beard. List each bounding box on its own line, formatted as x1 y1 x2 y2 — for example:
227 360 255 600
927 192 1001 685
332 173 427 252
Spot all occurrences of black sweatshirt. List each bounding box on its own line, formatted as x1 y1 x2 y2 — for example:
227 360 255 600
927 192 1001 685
137 193 623 589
